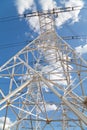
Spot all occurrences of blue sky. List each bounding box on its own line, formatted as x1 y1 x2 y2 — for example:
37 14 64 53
0 0 87 129
0 0 87 66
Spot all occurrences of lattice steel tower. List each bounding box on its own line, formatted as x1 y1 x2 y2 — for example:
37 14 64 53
0 13 87 130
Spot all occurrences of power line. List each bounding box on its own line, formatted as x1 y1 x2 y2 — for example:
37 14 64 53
0 40 31 49
0 35 87 50
0 6 87 22
62 35 87 40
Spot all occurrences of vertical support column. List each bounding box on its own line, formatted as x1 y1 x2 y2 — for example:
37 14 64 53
39 12 55 34
62 107 68 130
36 82 41 130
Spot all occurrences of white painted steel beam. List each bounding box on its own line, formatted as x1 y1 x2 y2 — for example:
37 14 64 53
0 78 33 106
41 76 87 125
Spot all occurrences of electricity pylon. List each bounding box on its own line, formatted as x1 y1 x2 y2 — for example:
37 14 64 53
0 13 87 130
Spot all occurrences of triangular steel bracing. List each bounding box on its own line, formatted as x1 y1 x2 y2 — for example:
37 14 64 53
0 16 87 130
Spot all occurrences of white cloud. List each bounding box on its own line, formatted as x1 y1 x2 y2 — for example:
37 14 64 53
75 44 87 55
39 0 57 10
0 117 12 130
25 32 34 38
46 103 57 111
15 0 40 32
41 103 57 112
26 16 40 32
56 0 84 27
60 0 84 8
15 0 36 14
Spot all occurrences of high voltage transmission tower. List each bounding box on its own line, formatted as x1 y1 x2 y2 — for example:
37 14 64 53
0 12 87 130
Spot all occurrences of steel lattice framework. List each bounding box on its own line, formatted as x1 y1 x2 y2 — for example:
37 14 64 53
0 14 87 130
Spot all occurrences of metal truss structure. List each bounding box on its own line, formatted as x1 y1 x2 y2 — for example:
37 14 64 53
0 14 87 130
